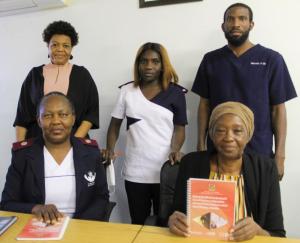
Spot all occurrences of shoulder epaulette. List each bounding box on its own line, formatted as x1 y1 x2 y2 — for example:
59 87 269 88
77 138 99 148
171 83 188 94
118 81 134 89
12 139 34 151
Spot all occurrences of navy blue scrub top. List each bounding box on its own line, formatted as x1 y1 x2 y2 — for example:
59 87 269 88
192 44 297 156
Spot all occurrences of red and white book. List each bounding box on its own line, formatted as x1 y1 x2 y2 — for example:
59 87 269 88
187 178 236 240
16 216 70 240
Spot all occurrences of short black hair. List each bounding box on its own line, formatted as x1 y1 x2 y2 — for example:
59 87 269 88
42 20 79 46
37 92 75 117
223 3 253 22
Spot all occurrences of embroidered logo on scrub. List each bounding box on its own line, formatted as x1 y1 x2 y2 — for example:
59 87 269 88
250 61 266 65
84 171 96 187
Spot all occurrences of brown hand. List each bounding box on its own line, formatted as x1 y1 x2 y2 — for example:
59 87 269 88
32 204 63 225
275 154 285 181
168 152 184 165
168 211 189 237
101 149 116 166
229 217 260 241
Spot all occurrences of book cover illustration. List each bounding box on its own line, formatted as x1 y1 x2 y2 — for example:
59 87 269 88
16 216 70 240
0 216 17 235
187 178 236 240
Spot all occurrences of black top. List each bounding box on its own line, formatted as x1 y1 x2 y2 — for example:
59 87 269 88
1 136 109 221
173 151 285 237
14 65 99 139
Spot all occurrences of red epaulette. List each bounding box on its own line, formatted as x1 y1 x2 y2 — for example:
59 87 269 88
77 138 99 148
12 139 34 151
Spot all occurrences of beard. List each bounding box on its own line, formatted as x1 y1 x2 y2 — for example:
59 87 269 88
224 29 250 47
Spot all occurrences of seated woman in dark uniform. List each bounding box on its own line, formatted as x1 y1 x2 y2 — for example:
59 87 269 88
1 92 108 224
168 102 285 241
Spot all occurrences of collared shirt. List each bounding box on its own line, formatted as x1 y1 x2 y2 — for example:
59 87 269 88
111 82 187 183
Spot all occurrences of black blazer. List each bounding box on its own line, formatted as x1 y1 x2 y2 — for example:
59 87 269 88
1 137 109 221
173 151 285 237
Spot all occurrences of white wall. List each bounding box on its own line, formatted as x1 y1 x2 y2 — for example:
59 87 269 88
0 0 299 237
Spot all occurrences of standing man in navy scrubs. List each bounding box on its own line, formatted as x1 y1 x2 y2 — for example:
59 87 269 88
192 3 297 180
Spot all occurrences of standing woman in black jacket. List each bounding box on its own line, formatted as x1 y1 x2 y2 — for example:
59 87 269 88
14 20 99 141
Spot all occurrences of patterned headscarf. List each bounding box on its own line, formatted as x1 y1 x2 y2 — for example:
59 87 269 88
209 102 254 141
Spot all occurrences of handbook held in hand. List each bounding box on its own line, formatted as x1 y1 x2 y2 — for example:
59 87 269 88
187 178 236 240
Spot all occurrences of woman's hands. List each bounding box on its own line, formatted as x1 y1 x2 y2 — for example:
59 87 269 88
229 217 269 241
101 149 116 166
169 125 185 165
168 151 184 165
168 213 269 241
31 204 64 225
168 211 189 237
104 117 123 165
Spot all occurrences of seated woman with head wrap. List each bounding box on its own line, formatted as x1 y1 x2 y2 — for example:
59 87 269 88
1 92 108 224
168 102 285 241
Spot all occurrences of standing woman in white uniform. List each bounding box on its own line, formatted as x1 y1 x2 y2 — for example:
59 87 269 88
104 42 187 225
